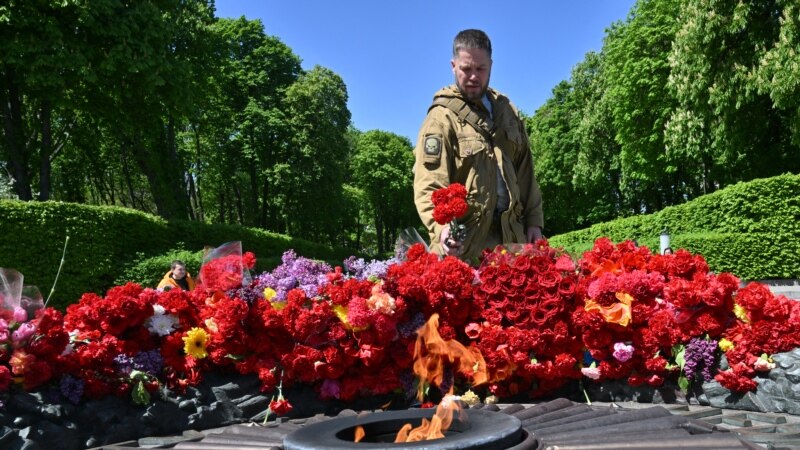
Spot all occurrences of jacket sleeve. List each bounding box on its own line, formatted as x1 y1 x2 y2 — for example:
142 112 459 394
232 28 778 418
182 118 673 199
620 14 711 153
413 109 454 249
513 114 544 229
157 272 175 290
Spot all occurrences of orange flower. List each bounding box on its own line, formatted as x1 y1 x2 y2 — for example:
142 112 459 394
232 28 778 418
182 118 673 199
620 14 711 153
584 292 634 327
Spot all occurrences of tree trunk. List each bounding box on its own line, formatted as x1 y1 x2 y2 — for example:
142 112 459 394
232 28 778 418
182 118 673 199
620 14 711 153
260 179 269 228
38 101 52 201
191 124 204 221
1 72 33 200
375 215 385 255
121 140 139 208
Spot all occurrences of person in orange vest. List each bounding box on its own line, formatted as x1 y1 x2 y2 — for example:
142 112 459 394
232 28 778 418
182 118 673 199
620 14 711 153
157 260 196 291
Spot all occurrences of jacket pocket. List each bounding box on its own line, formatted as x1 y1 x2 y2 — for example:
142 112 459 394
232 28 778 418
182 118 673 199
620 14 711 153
457 135 488 158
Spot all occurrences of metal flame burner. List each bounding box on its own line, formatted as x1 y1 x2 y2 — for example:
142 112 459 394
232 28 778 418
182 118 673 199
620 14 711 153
283 408 524 450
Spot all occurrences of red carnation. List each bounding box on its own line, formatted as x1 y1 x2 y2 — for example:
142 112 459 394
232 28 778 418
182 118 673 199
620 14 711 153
431 183 468 225
269 398 293 416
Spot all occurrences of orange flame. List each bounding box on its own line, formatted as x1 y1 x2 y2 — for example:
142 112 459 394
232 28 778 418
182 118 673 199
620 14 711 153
412 313 487 400
395 314 487 442
395 396 461 442
353 314 488 443
354 425 365 442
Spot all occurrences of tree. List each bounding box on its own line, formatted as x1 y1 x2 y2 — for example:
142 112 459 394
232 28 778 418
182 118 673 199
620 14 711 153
667 0 800 192
350 130 416 255
572 52 625 225
603 0 683 210
189 17 301 227
1 0 218 220
754 0 800 148
278 66 351 242
0 1 86 200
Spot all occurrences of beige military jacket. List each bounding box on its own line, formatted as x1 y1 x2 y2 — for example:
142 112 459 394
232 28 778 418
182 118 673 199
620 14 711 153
413 85 543 261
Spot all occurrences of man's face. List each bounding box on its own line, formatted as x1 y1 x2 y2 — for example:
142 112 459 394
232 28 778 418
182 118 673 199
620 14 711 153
172 265 186 280
452 48 492 102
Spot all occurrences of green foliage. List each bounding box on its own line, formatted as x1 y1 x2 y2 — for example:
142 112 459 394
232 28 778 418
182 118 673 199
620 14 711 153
114 249 204 290
0 200 348 310
350 130 417 254
278 66 352 241
530 0 800 234
550 174 800 279
666 0 800 187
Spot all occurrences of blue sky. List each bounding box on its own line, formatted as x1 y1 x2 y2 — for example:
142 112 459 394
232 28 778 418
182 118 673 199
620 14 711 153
213 1 636 142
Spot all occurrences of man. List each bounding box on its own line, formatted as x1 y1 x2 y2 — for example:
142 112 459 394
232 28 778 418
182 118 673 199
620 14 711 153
157 260 195 291
413 29 543 262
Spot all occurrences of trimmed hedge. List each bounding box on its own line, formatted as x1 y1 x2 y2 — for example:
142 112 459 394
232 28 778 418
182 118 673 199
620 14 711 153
550 173 800 280
0 200 349 310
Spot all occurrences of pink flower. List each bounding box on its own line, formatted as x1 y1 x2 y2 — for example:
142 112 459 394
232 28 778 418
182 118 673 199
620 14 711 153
613 342 634 362
12 322 36 345
13 307 27 322
555 255 575 272
581 366 601 380
465 322 481 339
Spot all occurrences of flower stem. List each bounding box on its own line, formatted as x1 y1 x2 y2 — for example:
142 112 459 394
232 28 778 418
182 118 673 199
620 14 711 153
45 235 69 307
581 380 592 405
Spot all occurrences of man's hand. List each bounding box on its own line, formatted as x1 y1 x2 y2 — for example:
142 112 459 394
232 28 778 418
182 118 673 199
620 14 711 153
440 224 463 256
526 226 543 243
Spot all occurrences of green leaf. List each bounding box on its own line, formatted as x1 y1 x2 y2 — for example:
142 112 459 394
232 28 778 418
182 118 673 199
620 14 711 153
132 380 151 406
678 375 689 391
674 345 686 370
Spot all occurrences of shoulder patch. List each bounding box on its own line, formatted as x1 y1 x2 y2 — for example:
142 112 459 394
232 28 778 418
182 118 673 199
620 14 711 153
423 135 442 156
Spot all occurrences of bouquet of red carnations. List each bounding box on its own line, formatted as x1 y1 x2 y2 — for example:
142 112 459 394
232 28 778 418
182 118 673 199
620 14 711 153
431 183 468 243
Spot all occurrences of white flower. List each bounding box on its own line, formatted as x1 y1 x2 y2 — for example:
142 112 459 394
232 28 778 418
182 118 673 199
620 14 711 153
754 357 775 372
146 312 179 336
440 394 461 411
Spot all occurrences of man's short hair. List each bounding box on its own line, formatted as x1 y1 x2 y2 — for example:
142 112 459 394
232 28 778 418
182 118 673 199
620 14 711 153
453 29 492 58
171 260 186 270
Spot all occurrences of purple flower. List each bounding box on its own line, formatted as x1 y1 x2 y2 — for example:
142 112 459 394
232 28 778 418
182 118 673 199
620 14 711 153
60 375 84 404
684 337 718 382
320 379 340 400
133 349 163 376
114 354 135 375
254 250 332 302
398 312 426 339
342 256 396 281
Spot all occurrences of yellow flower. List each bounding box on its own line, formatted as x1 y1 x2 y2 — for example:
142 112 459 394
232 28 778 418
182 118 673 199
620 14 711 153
733 304 750 323
331 304 367 332
264 287 277 301
718 338 734 352
332 304 348 324
270 300 287 310
183 327 209 359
